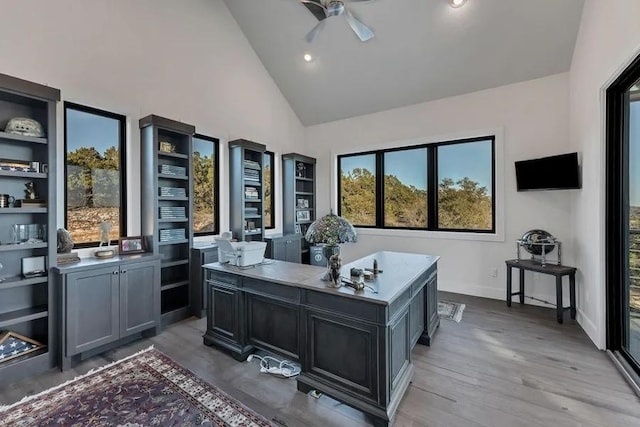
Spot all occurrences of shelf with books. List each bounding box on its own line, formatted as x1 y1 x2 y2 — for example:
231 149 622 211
229 139 266 242
140 114 195 326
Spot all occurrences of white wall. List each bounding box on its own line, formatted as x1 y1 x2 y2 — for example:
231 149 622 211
569 0 640 348
0 0 304 245
306 73 575 308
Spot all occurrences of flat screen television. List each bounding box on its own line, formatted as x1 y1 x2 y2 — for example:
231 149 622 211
515 152 581 191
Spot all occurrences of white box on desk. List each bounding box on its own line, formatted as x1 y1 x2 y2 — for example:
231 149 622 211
216 239 266 267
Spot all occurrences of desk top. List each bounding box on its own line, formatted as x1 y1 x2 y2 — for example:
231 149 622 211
505 259 576 275
204 251 439 306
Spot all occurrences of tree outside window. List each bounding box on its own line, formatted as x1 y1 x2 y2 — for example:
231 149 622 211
65 103 126 246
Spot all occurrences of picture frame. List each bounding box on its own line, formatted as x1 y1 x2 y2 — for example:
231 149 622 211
296 198 309 209
0 331 46 364
296 210 310 221
119 236 146 255
21 255 47 278
294 224 302 234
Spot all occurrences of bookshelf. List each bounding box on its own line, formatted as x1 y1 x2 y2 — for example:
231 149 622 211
282 153 316 264
139 115 195 326
0 73 59 383
229 139 267 242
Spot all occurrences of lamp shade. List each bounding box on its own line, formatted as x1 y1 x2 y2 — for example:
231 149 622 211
305 212 357 246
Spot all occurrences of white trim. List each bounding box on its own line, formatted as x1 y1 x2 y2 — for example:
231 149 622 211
330 127 505 242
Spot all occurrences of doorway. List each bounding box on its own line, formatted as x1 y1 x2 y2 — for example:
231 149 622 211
606 53 640 387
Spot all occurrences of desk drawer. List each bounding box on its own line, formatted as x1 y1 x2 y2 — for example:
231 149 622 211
243 278 300 303
205 270 240 287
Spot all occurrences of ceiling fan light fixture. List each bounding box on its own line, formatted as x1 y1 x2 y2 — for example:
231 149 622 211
449 0 468 8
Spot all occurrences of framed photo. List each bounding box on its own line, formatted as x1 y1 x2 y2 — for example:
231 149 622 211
119 236 146 255
294 224 302 234
296 198 309 209
296 210 310 221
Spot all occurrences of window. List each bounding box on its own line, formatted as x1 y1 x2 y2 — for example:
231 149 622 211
384 148 428 228
338 153 377 226
337 136 495 233
192 134 219 236
264 151 275 229
437 140 493 230
64 103 126 247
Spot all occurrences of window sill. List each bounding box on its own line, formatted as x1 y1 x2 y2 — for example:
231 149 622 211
355 227 504 243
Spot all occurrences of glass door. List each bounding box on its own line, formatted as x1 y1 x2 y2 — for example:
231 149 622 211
627 80 640 363
607 54 640 384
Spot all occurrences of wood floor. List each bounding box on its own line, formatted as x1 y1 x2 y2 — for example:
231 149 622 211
1 292 638 427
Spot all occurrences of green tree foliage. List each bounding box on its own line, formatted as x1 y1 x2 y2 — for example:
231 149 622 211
340 169 492 230
438 177 491 230
264 164 272 227
193 151 214 233
67 146 119 208
384 175 427 227
340 168 376 225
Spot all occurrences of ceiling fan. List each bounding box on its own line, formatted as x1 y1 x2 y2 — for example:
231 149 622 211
300 0 375 43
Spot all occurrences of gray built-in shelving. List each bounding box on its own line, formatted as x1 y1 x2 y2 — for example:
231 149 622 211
0 73 59 383
139 115 195 326
282 153 316 264
229 139 266 242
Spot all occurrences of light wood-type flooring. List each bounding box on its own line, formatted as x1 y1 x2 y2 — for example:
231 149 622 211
1 292 638 427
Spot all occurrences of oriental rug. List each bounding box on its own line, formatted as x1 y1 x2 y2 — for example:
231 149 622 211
438 300 466 323
0 347 273 427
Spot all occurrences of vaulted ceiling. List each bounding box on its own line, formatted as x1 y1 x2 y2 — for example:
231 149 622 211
223 0 585 126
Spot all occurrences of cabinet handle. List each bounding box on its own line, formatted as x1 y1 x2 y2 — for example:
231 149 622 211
113 271 119 275
121 270 127 274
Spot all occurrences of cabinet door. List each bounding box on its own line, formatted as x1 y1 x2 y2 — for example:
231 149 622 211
120 259 160 337
285 238 302 263
425 274 439 338
409 287 425 346
246 294 299 360
209 283 240 343
66 266 119 356
271 238 286 261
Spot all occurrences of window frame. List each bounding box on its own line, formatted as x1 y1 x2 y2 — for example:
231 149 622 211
192 133 220 237
264 150 275 230
337 135 496 234
63 102 127 249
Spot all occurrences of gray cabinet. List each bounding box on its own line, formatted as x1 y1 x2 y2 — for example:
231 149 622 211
55 256 160 370
0 73 60 384
65 266 120 356
139 115 195 326
265 234 302 263
190 244 218 318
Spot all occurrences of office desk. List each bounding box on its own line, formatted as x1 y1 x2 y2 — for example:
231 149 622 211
505 259 577 323
203 251 439 427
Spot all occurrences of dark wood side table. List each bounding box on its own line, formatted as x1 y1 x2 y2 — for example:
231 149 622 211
505 259 577 323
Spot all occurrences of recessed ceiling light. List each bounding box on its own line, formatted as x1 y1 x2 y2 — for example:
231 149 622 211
450 0 467 8
303 53 313 62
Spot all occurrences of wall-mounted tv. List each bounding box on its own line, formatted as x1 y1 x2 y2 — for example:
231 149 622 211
515 152 581 191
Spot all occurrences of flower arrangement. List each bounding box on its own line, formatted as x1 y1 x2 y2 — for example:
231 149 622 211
305 211 357 246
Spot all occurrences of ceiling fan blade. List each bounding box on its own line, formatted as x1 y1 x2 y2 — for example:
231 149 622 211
301 0 327 21
344 9 374 42
306 19 327 43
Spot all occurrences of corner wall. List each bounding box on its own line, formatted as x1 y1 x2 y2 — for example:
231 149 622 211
569 0 640 348
0 0 304 238
305 73 575 308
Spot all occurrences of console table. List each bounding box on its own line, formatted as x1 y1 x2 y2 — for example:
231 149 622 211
505 259 576 323
203 251 439 427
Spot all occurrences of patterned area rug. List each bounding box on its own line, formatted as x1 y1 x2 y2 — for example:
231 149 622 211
438 300 466 323
0 347 273 426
